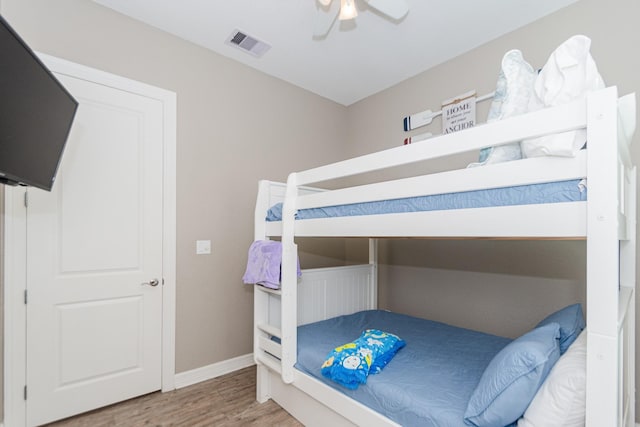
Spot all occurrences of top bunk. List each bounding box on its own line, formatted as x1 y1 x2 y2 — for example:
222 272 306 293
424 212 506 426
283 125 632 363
256 86 636 240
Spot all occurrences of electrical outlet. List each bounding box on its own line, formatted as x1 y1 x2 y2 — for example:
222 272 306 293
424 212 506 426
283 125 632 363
196 240 211 255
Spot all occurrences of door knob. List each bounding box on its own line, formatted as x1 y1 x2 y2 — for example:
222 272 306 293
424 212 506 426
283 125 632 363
142 278 160 287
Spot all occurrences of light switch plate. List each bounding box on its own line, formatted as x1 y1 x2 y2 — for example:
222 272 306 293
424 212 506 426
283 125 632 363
196 240 211 255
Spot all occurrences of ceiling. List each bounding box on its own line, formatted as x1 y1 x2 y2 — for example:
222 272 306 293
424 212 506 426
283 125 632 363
92 0 578 106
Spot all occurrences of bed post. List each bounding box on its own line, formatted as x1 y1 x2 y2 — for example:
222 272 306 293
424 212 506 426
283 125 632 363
585 87 622 426
618 92 637 427
620 164 636 427
254 181 270 241
281 173 299 384
369 238 378 309
254 180 272 402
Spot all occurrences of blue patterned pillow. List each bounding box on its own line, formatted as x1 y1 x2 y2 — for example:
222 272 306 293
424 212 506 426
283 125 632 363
320 329 405 389
464 323 561 427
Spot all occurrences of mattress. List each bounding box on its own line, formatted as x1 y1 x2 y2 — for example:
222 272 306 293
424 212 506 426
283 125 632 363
266 179 586 221
295 310 512 427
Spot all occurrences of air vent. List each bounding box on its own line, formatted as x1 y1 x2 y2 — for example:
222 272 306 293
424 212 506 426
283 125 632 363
225 29 271 58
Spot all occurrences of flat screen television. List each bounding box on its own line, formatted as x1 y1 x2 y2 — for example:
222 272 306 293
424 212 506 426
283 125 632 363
0 14 78 191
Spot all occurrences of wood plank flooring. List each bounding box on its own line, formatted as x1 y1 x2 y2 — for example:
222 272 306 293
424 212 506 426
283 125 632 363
45 367 303 427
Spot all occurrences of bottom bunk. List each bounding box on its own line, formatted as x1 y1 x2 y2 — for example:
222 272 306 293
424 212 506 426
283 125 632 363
263 307 586 427
253 264 635 427
298 309 544 427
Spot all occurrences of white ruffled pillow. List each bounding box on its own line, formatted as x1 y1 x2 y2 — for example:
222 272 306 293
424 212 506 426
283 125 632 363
517 330 586 427
521 35 605 158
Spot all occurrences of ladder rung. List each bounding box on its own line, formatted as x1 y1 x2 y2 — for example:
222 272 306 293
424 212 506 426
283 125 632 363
257 323 281 338
259 336 282 359
255 285 281 296
256 351 282 373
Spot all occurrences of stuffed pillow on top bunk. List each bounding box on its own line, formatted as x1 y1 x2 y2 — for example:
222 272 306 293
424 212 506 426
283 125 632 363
472 34 604 167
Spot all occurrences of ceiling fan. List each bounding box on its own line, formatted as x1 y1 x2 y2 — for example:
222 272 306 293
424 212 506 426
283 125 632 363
314 0 410 37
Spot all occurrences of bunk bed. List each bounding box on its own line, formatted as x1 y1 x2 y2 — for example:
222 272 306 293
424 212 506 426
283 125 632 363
249 86 637 427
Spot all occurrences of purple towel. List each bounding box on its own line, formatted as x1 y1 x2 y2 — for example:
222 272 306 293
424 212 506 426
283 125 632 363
242 240 301 289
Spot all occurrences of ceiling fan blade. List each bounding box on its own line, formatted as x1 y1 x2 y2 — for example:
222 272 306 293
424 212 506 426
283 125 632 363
313 0 340 37
364 0 409 20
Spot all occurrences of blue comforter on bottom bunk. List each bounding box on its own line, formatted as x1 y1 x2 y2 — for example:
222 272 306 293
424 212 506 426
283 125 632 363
295 310 513 427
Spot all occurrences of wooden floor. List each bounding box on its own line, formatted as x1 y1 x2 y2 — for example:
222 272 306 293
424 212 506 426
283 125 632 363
45 367 303 427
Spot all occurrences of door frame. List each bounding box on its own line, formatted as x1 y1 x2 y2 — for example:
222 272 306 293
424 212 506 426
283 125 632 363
3 53 177 427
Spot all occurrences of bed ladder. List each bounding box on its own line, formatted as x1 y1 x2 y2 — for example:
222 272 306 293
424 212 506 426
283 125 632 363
254 286 284 368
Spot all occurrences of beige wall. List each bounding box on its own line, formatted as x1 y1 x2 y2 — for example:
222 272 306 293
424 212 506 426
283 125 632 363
346 0 640 417
0 0 350 373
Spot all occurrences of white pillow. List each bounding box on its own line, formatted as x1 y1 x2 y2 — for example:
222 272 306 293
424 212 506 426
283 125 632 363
521 35 605 158
518 330 586 427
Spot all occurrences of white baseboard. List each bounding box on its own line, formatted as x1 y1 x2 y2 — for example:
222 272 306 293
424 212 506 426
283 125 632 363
174 353 254 389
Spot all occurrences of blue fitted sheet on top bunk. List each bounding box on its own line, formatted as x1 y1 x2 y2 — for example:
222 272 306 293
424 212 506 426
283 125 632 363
266 179 586 221
295 310 513 427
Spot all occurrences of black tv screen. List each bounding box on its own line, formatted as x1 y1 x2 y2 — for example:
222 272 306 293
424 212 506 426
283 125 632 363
0 14 78 191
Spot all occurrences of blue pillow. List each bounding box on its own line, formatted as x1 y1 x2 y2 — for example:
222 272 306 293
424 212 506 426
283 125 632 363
536 303 585 354
464 323 561 427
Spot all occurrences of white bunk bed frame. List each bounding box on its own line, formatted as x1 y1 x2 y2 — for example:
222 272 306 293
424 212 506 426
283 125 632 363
252 86 636 427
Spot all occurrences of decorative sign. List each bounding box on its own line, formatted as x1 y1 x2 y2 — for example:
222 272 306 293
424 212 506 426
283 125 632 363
441 90 476 134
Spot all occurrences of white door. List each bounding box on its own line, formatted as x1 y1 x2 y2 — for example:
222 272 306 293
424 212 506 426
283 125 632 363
25 72 164 426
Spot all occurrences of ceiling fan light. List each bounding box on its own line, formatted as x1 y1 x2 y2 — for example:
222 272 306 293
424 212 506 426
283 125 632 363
339 0 358 20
